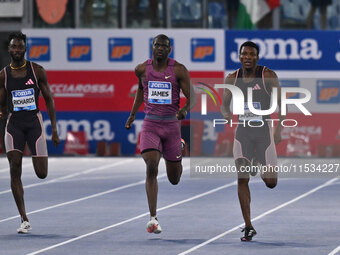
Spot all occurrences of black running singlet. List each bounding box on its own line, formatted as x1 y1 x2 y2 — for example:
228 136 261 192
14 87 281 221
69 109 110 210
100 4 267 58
235 65 271 122
4 61 40 115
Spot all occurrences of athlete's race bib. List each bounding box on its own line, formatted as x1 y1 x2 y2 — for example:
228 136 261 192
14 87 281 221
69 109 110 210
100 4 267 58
12 88 37 111
148 81 172 104
239 102 262 121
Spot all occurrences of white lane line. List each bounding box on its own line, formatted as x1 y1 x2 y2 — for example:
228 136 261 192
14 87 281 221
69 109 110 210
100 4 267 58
0 159 134 195
0 162 32 173
0 158 57 174
178 177 339 255
0 164 191 223
329 245 340 255
26 180 237 255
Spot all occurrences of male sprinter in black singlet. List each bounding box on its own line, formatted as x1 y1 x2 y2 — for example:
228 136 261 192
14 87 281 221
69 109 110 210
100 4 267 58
222 41 284 241
0 32 59 233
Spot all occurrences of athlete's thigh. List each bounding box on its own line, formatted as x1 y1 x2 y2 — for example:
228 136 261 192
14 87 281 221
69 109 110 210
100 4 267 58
26 113 47 156
32 156 48 178
162 120 182 161
234 126 254 163
235 157 251 179
254 124 277 166
140 120 162 154
5 115 25 153
141 150 161 173
165 158 182 184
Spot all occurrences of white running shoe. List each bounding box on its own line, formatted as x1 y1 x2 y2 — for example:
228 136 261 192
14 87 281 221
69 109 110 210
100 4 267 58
17 221 32 234
146 217 162 234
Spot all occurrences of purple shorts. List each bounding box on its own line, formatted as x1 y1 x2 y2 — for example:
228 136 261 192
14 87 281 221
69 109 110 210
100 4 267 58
140 119 182 161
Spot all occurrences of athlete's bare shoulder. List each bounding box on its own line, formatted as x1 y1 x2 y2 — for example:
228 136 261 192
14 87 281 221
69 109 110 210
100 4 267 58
174 60 188 78
263 67 278 79
135 61 147 78
224 70 237 85
31 61 46 78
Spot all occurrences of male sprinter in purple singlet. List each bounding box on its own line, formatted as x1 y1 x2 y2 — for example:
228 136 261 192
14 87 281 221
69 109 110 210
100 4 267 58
222 41 285 241
0 32 59 233
125 34 195 234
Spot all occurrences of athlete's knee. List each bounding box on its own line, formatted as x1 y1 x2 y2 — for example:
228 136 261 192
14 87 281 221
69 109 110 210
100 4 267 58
238 177 249 186
146 160 158 178
36 171 47 179
9 160 21 172
264 178 277 189
166 162 182 185
168 176 180 185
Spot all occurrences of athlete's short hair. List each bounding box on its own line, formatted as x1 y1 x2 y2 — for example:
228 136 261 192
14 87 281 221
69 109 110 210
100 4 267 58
239 41 259 56
8 31 26 46
152 34 170 47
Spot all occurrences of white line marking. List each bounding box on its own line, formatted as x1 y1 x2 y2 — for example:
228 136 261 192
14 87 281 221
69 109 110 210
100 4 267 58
178 177 339 255
0 159 134 195
0 158 58 173
329 245 340 255
26 180 237 255
0 164 191 223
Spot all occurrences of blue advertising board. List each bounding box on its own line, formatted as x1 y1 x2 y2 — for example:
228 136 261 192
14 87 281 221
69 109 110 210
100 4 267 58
225 30 340 70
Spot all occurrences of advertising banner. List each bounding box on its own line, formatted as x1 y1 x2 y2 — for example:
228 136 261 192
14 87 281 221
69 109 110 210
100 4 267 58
225 30 340 71
23 29 225 71
20 29 339 156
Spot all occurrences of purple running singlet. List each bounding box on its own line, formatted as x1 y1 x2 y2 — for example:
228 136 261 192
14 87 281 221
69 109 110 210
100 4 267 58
140 58 182 161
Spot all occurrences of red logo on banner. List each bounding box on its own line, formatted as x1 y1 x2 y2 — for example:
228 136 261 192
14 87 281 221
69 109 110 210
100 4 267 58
64 131 89 155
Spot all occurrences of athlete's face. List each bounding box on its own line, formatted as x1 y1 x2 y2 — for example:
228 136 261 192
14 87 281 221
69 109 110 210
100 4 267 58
8 38 26 62
239 46 259 70
152 37 171 61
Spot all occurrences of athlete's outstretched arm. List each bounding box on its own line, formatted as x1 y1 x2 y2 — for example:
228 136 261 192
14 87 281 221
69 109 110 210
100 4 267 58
264 68 284 145
175 63 196 120
0 70 6 119
221 72 236 122
125 63 145 129
34 63 60 147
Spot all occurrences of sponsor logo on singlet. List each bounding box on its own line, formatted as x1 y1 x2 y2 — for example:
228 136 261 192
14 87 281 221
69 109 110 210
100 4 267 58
148 81 172 104
12 88 36 111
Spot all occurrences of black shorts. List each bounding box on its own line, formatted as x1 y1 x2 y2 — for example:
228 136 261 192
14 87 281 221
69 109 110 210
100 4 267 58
233 122 277 166
5 112 47 156
310 0 332 7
